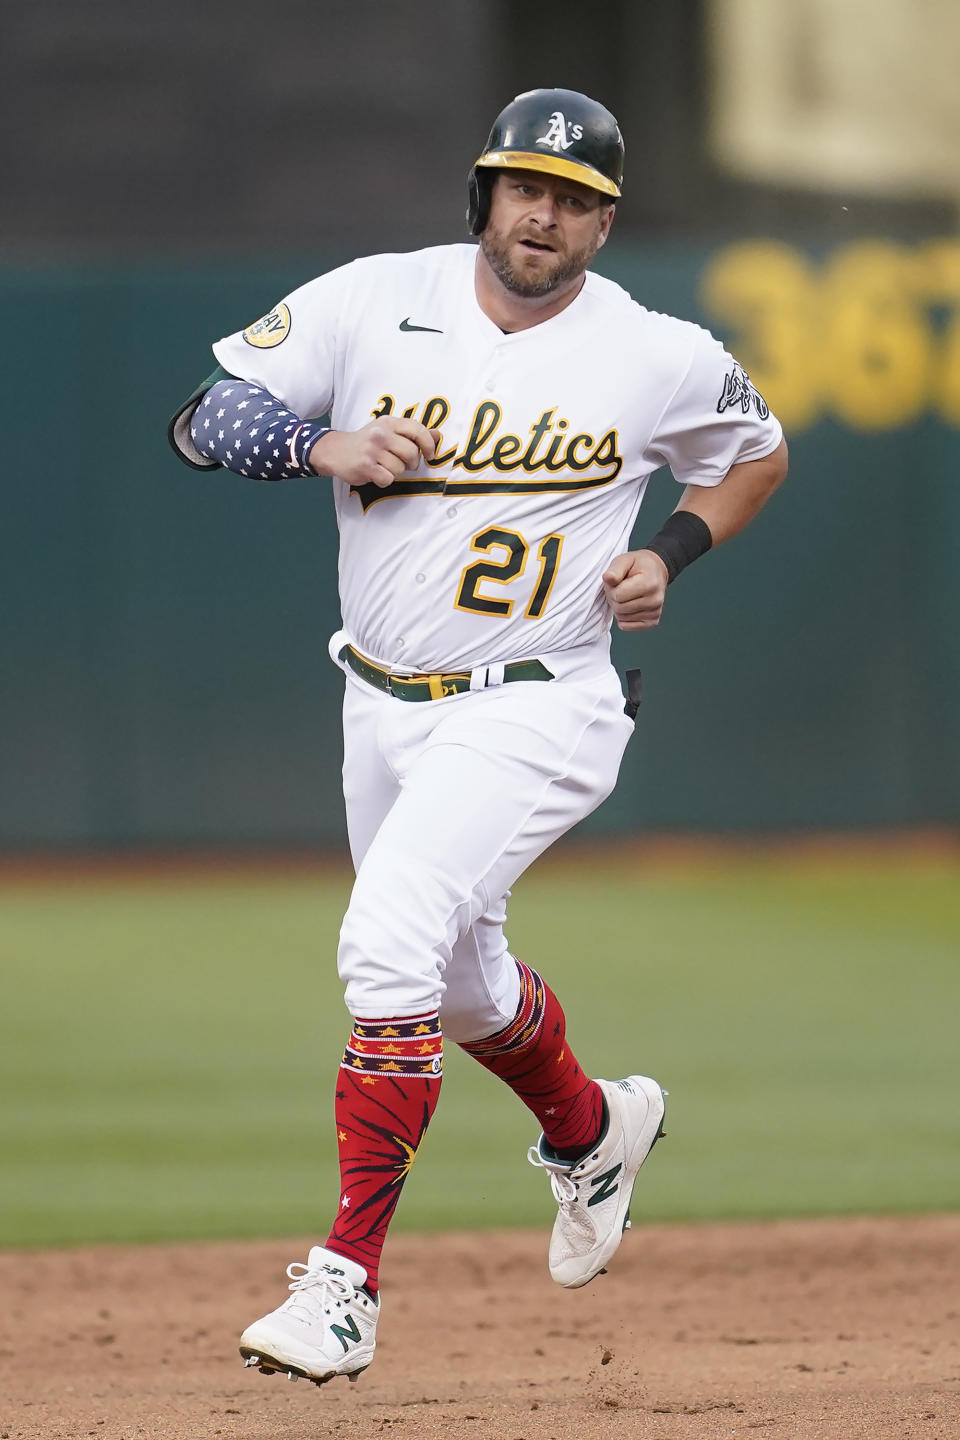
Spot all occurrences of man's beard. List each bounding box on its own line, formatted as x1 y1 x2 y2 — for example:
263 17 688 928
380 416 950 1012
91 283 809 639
480 223 601 298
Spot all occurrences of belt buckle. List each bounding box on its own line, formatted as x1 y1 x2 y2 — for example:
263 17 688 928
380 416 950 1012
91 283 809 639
385 672 412 699
384 672 438 699
385 669 465 701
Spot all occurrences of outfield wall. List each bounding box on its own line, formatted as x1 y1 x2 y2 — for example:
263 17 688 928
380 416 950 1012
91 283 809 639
4 240 959 847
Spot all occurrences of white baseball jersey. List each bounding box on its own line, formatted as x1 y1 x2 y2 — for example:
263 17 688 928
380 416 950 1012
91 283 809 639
212 243 782 674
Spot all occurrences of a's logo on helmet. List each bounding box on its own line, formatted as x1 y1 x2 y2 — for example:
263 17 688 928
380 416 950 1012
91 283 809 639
535 111 584 153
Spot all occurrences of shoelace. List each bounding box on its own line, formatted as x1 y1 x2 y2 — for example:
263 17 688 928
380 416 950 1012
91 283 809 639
527 1146 578 1205
283 1261 358 1323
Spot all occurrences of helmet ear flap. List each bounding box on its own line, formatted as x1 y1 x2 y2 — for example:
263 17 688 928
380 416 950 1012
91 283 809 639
466 167 492 235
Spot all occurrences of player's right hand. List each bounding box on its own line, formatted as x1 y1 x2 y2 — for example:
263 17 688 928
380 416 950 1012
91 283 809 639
309 419 441 488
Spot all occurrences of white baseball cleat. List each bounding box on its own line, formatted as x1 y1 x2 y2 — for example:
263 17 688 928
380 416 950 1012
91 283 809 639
239 1245 379 1385
528 1074 667 1289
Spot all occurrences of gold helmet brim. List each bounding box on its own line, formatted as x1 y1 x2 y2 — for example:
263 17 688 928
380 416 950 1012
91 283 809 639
474 150 621 199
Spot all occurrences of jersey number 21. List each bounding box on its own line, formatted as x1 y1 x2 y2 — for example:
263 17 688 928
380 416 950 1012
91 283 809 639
455 527 564 620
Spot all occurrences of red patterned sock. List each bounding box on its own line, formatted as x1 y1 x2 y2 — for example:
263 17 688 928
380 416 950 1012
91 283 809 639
326 1012 442 1291
459 961 604 1156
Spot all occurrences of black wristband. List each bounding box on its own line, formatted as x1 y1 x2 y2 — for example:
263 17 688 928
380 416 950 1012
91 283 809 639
641 511 713 583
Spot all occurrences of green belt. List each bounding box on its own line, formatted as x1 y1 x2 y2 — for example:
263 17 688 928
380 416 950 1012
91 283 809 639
339 644 553 701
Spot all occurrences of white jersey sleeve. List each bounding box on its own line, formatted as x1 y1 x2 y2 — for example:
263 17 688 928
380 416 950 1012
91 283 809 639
647 326 783 488
211 261 359 420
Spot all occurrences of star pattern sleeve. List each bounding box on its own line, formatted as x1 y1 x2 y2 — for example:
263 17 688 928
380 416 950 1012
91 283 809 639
646 327 783 488
192 379 329 480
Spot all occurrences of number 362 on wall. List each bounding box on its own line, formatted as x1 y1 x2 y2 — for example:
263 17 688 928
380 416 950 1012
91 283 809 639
701 239 960 432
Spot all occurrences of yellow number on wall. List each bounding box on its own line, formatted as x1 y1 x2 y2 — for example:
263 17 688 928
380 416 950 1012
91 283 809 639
821 242 931 431
919 239 960 427
701 238 960 432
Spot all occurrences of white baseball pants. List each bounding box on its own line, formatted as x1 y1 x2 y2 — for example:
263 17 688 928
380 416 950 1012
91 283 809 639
335 642 635 1040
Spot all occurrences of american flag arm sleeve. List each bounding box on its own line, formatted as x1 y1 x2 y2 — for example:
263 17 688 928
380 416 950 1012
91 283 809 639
188 378 331 481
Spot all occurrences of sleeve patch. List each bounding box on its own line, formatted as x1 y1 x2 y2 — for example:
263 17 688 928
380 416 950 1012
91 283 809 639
243 303 292 349
716 363 769 420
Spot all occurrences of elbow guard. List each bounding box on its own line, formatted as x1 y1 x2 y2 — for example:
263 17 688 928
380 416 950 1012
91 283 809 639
170 376 330 481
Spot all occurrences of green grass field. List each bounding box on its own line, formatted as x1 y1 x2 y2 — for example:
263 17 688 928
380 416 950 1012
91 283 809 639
1 853 957 1248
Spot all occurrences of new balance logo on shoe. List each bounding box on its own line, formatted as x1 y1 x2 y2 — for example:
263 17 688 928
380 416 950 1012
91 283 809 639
529 1076 666 1289
587 1162 622 1207
238 1245 378 1384
330 1315 362 1353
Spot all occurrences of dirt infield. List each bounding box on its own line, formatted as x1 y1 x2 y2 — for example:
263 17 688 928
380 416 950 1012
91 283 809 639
2 1217 957 1440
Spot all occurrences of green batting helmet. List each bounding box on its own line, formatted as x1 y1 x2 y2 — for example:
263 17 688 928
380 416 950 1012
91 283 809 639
467 88 624 235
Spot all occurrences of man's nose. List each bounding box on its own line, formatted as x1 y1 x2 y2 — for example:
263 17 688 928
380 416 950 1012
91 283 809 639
528 195 559 227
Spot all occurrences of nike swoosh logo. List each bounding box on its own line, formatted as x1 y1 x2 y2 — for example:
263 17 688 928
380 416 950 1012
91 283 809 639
399 318 443 333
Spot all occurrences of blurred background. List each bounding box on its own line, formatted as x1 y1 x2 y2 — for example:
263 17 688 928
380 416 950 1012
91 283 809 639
1 1 957 1248
4 0 960 847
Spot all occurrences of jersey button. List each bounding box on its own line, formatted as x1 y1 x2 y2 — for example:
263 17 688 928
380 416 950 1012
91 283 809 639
415 572 426 583
447 506 458 518
396 637 406 650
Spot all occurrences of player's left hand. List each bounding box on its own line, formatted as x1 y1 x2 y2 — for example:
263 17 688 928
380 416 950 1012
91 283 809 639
602 550 669 630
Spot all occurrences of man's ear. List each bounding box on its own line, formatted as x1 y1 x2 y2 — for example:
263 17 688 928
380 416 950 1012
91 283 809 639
597 203 615 248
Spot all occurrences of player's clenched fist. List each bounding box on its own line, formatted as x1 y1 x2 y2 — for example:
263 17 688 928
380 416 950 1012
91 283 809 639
309 418 441 488
602 550 670 631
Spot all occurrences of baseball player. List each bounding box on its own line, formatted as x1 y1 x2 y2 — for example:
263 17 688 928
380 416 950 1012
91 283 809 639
169 87 787 1388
